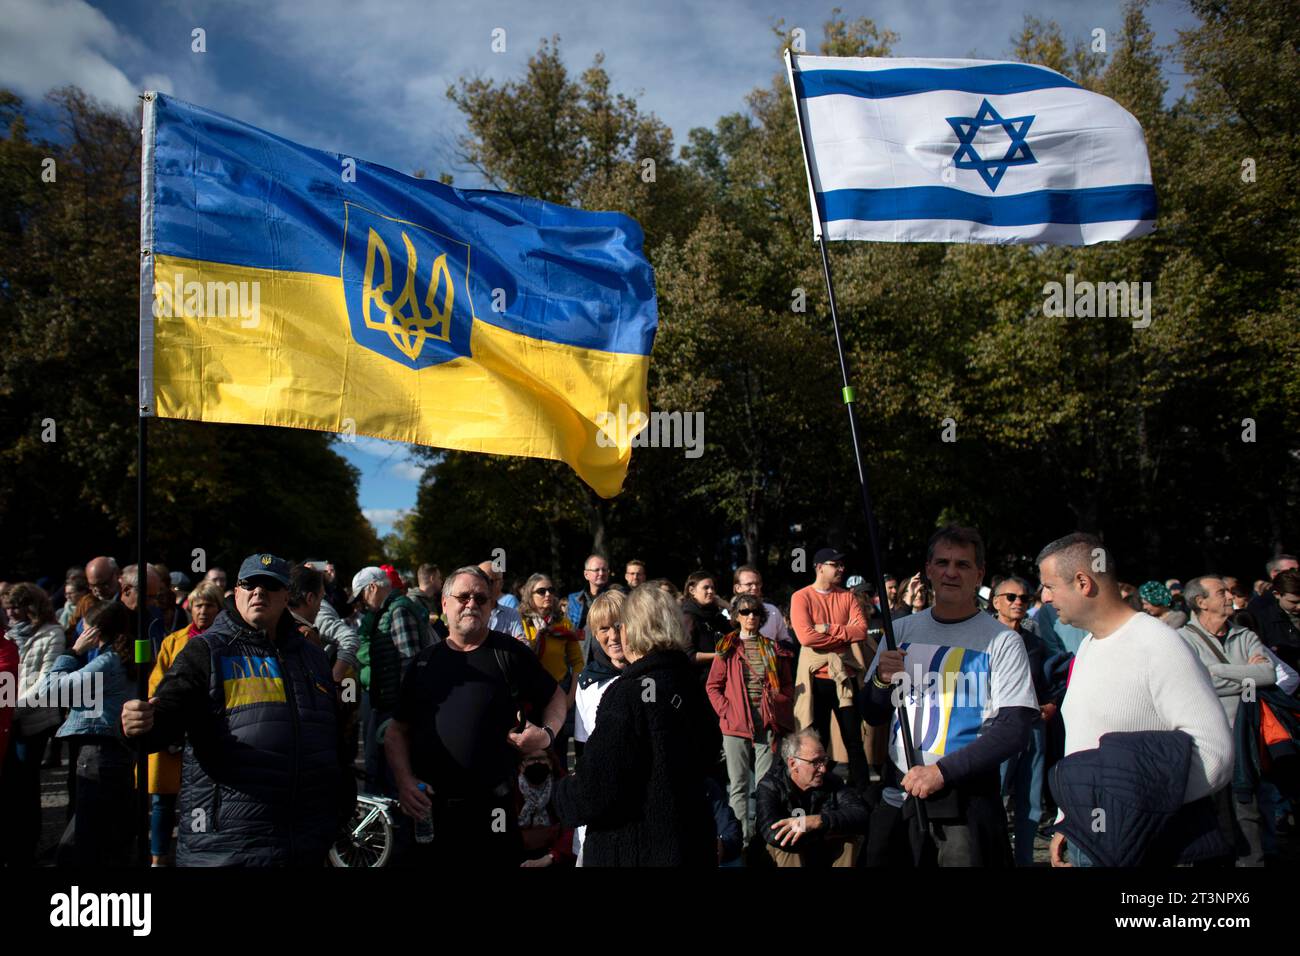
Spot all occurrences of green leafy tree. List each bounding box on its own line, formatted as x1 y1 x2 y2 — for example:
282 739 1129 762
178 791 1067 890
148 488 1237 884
0 88 381 578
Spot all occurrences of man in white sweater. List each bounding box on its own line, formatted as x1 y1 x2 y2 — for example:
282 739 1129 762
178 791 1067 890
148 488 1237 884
1036 533 1233 867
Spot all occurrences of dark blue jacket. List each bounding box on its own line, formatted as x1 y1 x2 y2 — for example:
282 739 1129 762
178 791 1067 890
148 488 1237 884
141 608 351 866
1050 730 1229 867
1246 593 1300 668
706 777 742 865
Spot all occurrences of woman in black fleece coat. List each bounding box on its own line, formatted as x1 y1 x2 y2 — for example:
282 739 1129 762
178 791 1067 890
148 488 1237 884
681 571 730 681
554 586 722 866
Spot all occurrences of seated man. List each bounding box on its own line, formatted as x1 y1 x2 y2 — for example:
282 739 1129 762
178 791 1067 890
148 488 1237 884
755 727 869 867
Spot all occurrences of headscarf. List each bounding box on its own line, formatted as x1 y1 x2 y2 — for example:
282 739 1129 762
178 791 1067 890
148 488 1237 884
1138 580 1172 608
715 629 782 694
6 620 35 656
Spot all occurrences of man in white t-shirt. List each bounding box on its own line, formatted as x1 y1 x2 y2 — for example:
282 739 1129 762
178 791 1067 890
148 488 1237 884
1036 533 1233 867
862 525 1038 866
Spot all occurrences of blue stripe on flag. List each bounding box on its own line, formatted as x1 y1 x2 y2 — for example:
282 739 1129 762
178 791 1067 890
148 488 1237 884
818 185 1157 226
795 63 1080 101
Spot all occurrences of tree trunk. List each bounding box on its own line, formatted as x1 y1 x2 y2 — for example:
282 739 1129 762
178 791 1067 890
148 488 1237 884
583 488 607 557
548 501 563 580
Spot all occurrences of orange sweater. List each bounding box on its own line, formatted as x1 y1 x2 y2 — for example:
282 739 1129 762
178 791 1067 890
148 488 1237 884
146 625 196 793
790 585 867 678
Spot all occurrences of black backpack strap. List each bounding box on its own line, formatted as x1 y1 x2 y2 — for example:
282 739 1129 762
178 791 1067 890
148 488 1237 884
493 640 521 708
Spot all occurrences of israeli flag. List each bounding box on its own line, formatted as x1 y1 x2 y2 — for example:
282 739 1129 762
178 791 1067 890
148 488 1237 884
786 52 1156 245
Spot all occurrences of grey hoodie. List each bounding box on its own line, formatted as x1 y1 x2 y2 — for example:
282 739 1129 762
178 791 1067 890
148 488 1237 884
314 596 360 670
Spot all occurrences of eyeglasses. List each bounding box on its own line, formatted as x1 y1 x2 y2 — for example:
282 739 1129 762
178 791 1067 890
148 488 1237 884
585 567 609 575
793 755 829 768
997 593 1030 603
238 579 286 593
736 608 760 617
820 561 844 569
533 587 556 596
449 592 489 606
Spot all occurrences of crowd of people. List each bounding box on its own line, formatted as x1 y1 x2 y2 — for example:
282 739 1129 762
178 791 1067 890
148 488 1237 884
1 532 1298 868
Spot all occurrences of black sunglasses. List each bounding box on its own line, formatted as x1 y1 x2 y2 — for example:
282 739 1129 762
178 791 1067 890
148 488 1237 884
997 593 1030 603
736 608 761 617
237 579 286 593
449 592 489 606
533 587 556 596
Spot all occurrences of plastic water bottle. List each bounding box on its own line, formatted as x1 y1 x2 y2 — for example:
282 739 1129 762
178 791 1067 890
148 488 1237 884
415 782 435 844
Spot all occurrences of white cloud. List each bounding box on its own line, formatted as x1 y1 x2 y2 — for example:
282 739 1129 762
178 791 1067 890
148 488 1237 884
0 0 150 111
349 436 405 459
387 459 426 482
140 72 175 96
343 437 424 481
363 507 407 528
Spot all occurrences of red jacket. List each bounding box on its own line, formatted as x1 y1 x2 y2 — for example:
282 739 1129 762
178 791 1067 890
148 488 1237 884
706 633 794 742
0 636 18 775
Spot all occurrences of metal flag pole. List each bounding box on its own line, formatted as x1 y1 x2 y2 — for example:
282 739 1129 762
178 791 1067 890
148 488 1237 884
135 91 158 865
784 50 929 835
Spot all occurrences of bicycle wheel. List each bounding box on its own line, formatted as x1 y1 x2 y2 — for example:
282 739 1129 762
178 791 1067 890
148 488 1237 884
329 801 394 867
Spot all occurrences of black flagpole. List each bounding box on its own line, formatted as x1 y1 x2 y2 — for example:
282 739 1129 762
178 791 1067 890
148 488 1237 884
785 51 928 836
135 414 151 865
136 91 156 865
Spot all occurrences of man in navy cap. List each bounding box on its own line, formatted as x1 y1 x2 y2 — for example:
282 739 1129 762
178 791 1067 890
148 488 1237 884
122 552 354 866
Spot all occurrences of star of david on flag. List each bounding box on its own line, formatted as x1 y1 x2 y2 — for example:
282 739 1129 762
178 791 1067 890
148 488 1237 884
946 98 1036 192
786 54 1157 245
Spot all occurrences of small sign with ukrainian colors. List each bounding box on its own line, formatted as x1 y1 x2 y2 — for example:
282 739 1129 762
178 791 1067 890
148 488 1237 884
138 93 657 497
220 655 286 709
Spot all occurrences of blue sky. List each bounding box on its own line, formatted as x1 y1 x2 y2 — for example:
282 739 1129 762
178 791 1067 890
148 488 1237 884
0 0 1202 536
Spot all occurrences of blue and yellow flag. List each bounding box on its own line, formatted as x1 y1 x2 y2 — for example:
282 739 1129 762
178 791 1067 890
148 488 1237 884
139 92 656 497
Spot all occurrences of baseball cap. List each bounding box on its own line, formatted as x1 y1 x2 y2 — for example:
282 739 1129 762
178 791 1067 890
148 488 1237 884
813 548 846 565
236 553 291 587
351 566 389 595
170 571 192 591
846 575 864 589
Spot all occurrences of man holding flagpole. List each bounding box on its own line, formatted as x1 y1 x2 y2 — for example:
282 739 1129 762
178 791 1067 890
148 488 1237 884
783 45 1158 860
861 526 1038 866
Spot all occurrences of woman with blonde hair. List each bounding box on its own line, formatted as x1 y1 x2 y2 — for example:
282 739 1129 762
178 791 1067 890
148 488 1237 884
518 572 583 760
571 588 627 864
554 585 720 866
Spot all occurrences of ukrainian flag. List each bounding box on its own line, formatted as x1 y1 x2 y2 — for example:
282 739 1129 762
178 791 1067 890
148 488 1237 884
139 92 657 497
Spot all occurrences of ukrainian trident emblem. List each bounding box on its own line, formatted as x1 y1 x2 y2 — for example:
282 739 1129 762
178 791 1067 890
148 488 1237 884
342 203 475 368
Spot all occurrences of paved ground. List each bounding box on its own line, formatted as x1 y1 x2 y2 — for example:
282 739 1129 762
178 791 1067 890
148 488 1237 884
37 760 70 864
